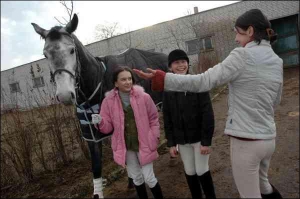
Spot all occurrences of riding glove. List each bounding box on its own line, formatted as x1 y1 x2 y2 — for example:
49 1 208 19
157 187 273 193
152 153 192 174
91 114 102 124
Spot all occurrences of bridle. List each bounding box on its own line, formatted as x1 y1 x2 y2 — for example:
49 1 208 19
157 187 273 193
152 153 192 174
48 32 106 108
48 32 108 143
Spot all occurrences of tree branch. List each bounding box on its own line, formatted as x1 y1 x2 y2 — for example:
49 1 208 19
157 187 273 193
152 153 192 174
54 17 67 26
55 1 74 25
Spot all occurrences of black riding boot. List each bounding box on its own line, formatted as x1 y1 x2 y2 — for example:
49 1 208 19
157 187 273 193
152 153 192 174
93 194 99 199
128 177 135 189
198 171 216 199
185 173 202 199
150 182 164 199
261 184 283 199
134 183 148 199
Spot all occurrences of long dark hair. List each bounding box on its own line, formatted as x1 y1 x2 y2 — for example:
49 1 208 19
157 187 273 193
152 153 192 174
235 9 277 44
112 66 136 86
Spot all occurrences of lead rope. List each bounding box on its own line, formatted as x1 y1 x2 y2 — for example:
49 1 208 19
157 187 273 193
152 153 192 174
76 61 109 143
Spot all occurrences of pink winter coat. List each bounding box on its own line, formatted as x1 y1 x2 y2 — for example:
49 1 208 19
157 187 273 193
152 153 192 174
96 85 160 167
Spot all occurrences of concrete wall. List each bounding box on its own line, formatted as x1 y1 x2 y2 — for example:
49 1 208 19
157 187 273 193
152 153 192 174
1 58 56 111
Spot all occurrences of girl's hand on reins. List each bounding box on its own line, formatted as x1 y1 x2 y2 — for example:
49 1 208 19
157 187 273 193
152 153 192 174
91 114 102 124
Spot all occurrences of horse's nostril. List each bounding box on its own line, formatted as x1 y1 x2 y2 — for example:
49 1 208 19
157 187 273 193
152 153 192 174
56 95 60 102
71 92 75 100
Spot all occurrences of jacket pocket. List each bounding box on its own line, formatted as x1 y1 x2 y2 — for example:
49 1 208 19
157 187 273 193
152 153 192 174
148 130 159 151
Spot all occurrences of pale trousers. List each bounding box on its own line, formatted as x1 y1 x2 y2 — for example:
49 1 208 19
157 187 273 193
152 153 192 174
230 136 275 198
178 142 210 176
126 150 158 188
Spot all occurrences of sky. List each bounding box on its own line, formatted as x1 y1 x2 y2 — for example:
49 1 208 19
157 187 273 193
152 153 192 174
1 1 239 71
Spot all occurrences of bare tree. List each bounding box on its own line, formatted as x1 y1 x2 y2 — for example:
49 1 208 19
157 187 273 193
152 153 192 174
54 0 74 25
121 29 143 49
164 23 183 49
183 11 202 41
94 22 122 41
182 11 211 73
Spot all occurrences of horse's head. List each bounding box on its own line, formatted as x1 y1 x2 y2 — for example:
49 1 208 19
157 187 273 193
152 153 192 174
32 14 79 105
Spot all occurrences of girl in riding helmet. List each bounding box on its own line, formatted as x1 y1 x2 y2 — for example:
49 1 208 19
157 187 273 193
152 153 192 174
163 49 216 199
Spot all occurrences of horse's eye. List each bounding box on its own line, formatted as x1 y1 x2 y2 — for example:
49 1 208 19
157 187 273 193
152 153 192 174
70 48 75 54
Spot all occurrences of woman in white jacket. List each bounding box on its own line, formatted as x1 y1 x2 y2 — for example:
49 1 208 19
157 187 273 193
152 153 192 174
134 9 283 199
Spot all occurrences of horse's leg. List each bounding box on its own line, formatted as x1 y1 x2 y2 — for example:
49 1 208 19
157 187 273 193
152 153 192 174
87 141 104 199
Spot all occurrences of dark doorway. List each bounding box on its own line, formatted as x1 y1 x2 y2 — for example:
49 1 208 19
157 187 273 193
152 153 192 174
271 14 299 68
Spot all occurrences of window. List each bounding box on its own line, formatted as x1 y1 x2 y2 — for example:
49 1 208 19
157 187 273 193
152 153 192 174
186 37 213 54
9 82 21 93
204 37 213 50
186 39 201 54
33 76 45 88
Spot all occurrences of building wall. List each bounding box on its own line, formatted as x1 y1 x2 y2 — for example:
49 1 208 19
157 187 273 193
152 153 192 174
1 58 56 111
1 1 299 111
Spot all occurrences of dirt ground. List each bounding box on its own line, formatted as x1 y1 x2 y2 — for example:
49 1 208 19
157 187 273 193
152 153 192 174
2 67 299 198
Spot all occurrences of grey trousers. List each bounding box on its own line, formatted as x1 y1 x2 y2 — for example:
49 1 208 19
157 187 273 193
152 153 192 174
230 136 275 198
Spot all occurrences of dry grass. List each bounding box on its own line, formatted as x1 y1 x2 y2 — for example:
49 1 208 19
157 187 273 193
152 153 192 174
0 104 90 187
0 104 166 190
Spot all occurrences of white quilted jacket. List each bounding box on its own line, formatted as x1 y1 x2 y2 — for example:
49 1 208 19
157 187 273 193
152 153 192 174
164 40 283 139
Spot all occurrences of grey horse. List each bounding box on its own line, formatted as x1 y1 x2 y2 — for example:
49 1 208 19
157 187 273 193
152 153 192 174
32 14 168 198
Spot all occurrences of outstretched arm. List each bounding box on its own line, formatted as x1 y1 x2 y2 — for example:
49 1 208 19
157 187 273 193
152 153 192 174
134 48 247 93
133 68 156 79
133 68 166 91
166 48 247 92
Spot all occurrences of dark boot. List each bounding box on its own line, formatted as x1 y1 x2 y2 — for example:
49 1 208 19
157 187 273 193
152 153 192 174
185 173 202 199
198 171 216 199
261 184 283 199
93 194 99 199
128 177 135 189
150 182 164 199
134 183 148 199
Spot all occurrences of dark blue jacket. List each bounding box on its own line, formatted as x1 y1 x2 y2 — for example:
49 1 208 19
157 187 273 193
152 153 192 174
163 90 214 147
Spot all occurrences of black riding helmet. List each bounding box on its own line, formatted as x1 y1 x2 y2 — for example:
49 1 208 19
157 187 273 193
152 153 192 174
168 49 190 67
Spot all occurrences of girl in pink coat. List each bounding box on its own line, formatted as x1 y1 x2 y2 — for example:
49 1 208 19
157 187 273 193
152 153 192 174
92 66 163 199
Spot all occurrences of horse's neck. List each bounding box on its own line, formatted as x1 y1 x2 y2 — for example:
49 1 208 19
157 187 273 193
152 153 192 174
72 34 104 105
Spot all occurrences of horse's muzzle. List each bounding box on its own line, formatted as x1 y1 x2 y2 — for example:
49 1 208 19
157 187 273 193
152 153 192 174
56 91 76 105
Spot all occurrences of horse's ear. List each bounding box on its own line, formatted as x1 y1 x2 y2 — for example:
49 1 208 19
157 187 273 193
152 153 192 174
65 14 78 34
31 23 48 39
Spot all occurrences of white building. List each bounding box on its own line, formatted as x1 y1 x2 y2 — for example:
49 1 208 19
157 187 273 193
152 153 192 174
1 1 299 112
